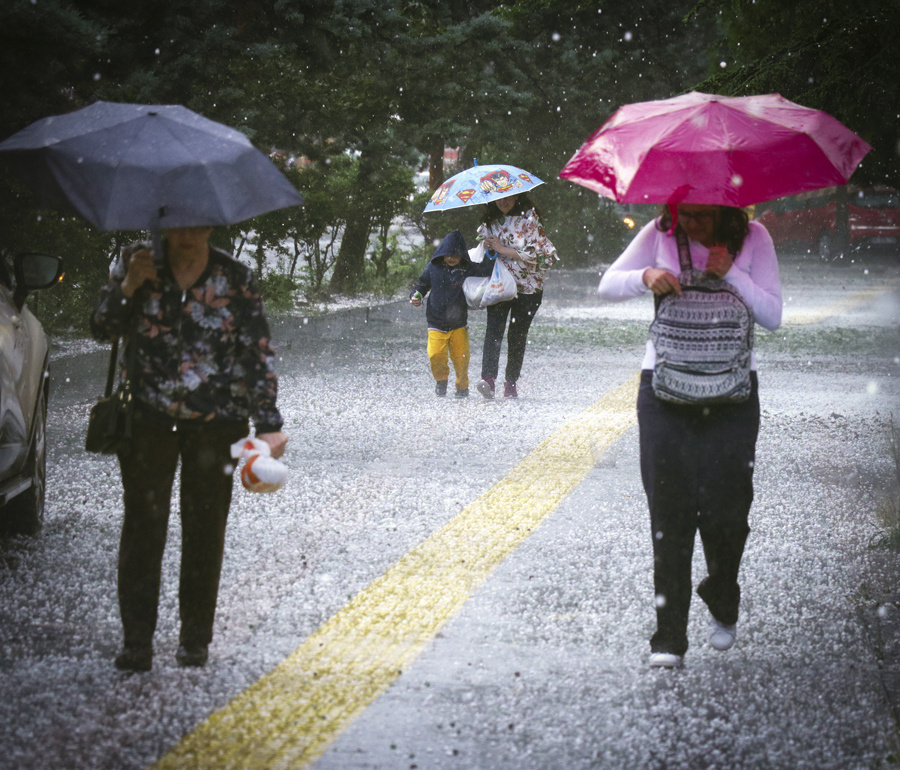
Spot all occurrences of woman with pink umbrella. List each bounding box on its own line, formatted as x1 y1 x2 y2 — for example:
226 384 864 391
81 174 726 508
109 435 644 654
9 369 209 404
561 92 869 668
598 201 782 668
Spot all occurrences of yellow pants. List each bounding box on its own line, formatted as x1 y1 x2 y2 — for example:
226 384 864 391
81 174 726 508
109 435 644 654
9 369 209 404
427 327 470 390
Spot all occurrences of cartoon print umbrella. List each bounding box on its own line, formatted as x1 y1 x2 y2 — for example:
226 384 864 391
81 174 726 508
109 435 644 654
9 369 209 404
0 101 304 233
423 161 545 213
558 92 871 208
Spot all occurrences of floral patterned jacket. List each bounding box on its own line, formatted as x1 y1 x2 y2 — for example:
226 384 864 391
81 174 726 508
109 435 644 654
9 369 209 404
476 208 559 293
90 242 283 434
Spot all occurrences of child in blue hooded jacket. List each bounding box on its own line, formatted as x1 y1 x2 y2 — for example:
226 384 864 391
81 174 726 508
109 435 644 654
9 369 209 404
410 230 493 397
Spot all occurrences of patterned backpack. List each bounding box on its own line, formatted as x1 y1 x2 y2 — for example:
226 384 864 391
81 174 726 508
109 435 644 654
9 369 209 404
649 229 754 405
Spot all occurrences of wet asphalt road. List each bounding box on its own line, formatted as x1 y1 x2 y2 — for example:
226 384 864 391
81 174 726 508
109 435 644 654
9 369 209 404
1 251 899 769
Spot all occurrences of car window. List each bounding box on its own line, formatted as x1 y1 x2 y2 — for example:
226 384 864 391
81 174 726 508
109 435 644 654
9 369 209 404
853 192 900 208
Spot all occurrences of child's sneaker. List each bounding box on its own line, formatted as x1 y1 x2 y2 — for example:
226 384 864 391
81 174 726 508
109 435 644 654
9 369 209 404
648 652 684 668
455 388 469 398
435 380 448 397
504 381 518 398
476 377 495 399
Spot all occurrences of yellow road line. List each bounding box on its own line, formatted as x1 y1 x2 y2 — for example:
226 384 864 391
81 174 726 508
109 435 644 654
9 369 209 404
152 374 640 770
783 286 894 326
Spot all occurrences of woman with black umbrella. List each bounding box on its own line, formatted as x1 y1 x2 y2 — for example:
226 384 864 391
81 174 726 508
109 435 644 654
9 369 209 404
91 226 288 672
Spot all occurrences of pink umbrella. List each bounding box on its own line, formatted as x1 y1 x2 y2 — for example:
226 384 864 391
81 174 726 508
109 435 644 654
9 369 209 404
558 92 871 207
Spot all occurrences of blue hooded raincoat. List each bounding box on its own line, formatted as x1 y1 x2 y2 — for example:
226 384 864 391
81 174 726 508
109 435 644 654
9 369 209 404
410 230 493 332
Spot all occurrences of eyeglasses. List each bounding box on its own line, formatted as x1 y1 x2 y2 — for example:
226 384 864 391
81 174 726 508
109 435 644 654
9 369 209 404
677 210 715 222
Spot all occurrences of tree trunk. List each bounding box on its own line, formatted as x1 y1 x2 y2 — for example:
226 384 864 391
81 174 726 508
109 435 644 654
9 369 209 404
253 241 266 278
330 213 370 294
428 135 444 191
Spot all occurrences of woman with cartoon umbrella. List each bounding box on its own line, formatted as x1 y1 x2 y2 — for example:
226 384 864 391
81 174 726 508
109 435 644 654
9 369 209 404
425 162 559 399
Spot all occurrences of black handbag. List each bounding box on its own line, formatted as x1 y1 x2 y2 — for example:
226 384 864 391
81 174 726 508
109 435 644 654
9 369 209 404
85 337 135 455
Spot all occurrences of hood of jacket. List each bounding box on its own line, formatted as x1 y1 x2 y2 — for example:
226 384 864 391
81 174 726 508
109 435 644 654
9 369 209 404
431 230 468 264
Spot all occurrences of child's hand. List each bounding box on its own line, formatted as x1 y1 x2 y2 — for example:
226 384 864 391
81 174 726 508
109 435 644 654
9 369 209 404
410 291 423 306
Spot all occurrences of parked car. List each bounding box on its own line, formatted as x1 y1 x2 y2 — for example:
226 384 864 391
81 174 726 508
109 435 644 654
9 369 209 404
755 186 900 259
0 252 64 536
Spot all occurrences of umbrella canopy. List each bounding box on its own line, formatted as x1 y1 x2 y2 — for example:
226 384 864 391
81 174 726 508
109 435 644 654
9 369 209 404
558 92 871 208
424 162 544 213
0 101 303 231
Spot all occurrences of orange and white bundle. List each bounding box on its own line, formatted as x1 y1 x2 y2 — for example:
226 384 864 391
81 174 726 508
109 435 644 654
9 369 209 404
230 437 288 494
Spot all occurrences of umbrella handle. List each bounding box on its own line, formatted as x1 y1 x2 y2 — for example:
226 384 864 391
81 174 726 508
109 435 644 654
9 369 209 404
151 207 165 270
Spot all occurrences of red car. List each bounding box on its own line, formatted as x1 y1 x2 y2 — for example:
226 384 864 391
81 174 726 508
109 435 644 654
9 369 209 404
755 186 900 260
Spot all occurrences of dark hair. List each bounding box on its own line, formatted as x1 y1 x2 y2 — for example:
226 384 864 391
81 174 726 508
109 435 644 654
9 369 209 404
480 192 544 226
658 205 750 254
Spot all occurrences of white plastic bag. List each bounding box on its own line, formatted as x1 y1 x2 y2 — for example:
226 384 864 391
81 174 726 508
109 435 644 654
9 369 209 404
479 257 517 307
230 437 288 493
463 274 488 308
467 241 486 263
464 257 517 309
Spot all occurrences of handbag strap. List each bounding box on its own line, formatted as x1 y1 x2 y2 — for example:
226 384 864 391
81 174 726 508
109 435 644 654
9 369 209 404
104 339 119 398
104 309 140 398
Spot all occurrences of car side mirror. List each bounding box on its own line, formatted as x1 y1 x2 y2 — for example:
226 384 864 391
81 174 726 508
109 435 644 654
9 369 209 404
13 252 64 310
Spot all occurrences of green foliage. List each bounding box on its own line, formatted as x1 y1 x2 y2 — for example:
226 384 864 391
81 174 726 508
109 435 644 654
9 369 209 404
691 0 900 189
356 258 422 299
0 0 105 137
0 169 126 335
4 0 893 327
257 272 299 316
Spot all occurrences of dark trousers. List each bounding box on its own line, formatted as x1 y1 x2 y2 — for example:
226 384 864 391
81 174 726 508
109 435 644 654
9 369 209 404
481 290 543 383
637 370 760 655
116 405 247 650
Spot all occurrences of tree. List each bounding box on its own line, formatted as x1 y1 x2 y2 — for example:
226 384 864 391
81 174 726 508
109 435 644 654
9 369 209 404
0 0 744 326
690 0 900 189
0 1 119 332
475 0 718 263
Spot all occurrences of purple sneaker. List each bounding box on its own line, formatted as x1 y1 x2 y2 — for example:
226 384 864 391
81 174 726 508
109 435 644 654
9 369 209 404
504 381 518 398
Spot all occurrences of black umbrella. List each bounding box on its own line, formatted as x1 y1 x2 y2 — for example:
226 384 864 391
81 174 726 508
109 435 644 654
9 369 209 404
0 101 303 262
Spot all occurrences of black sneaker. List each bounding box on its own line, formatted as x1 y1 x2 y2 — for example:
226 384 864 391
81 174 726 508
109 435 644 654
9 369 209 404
435 380 448 397
455 388 469 398
114 645 152 672
175 644 209 668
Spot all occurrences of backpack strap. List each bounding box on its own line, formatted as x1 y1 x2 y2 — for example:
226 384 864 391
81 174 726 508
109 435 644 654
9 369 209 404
674 227 693 272
653 228 693 314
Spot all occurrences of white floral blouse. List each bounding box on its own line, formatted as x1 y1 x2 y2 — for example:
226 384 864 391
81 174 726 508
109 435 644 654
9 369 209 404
476 208 559 294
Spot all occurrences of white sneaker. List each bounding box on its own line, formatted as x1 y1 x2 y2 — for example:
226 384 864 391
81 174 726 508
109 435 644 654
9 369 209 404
649 652 684 668
476 378 495 399
709 619 737 651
